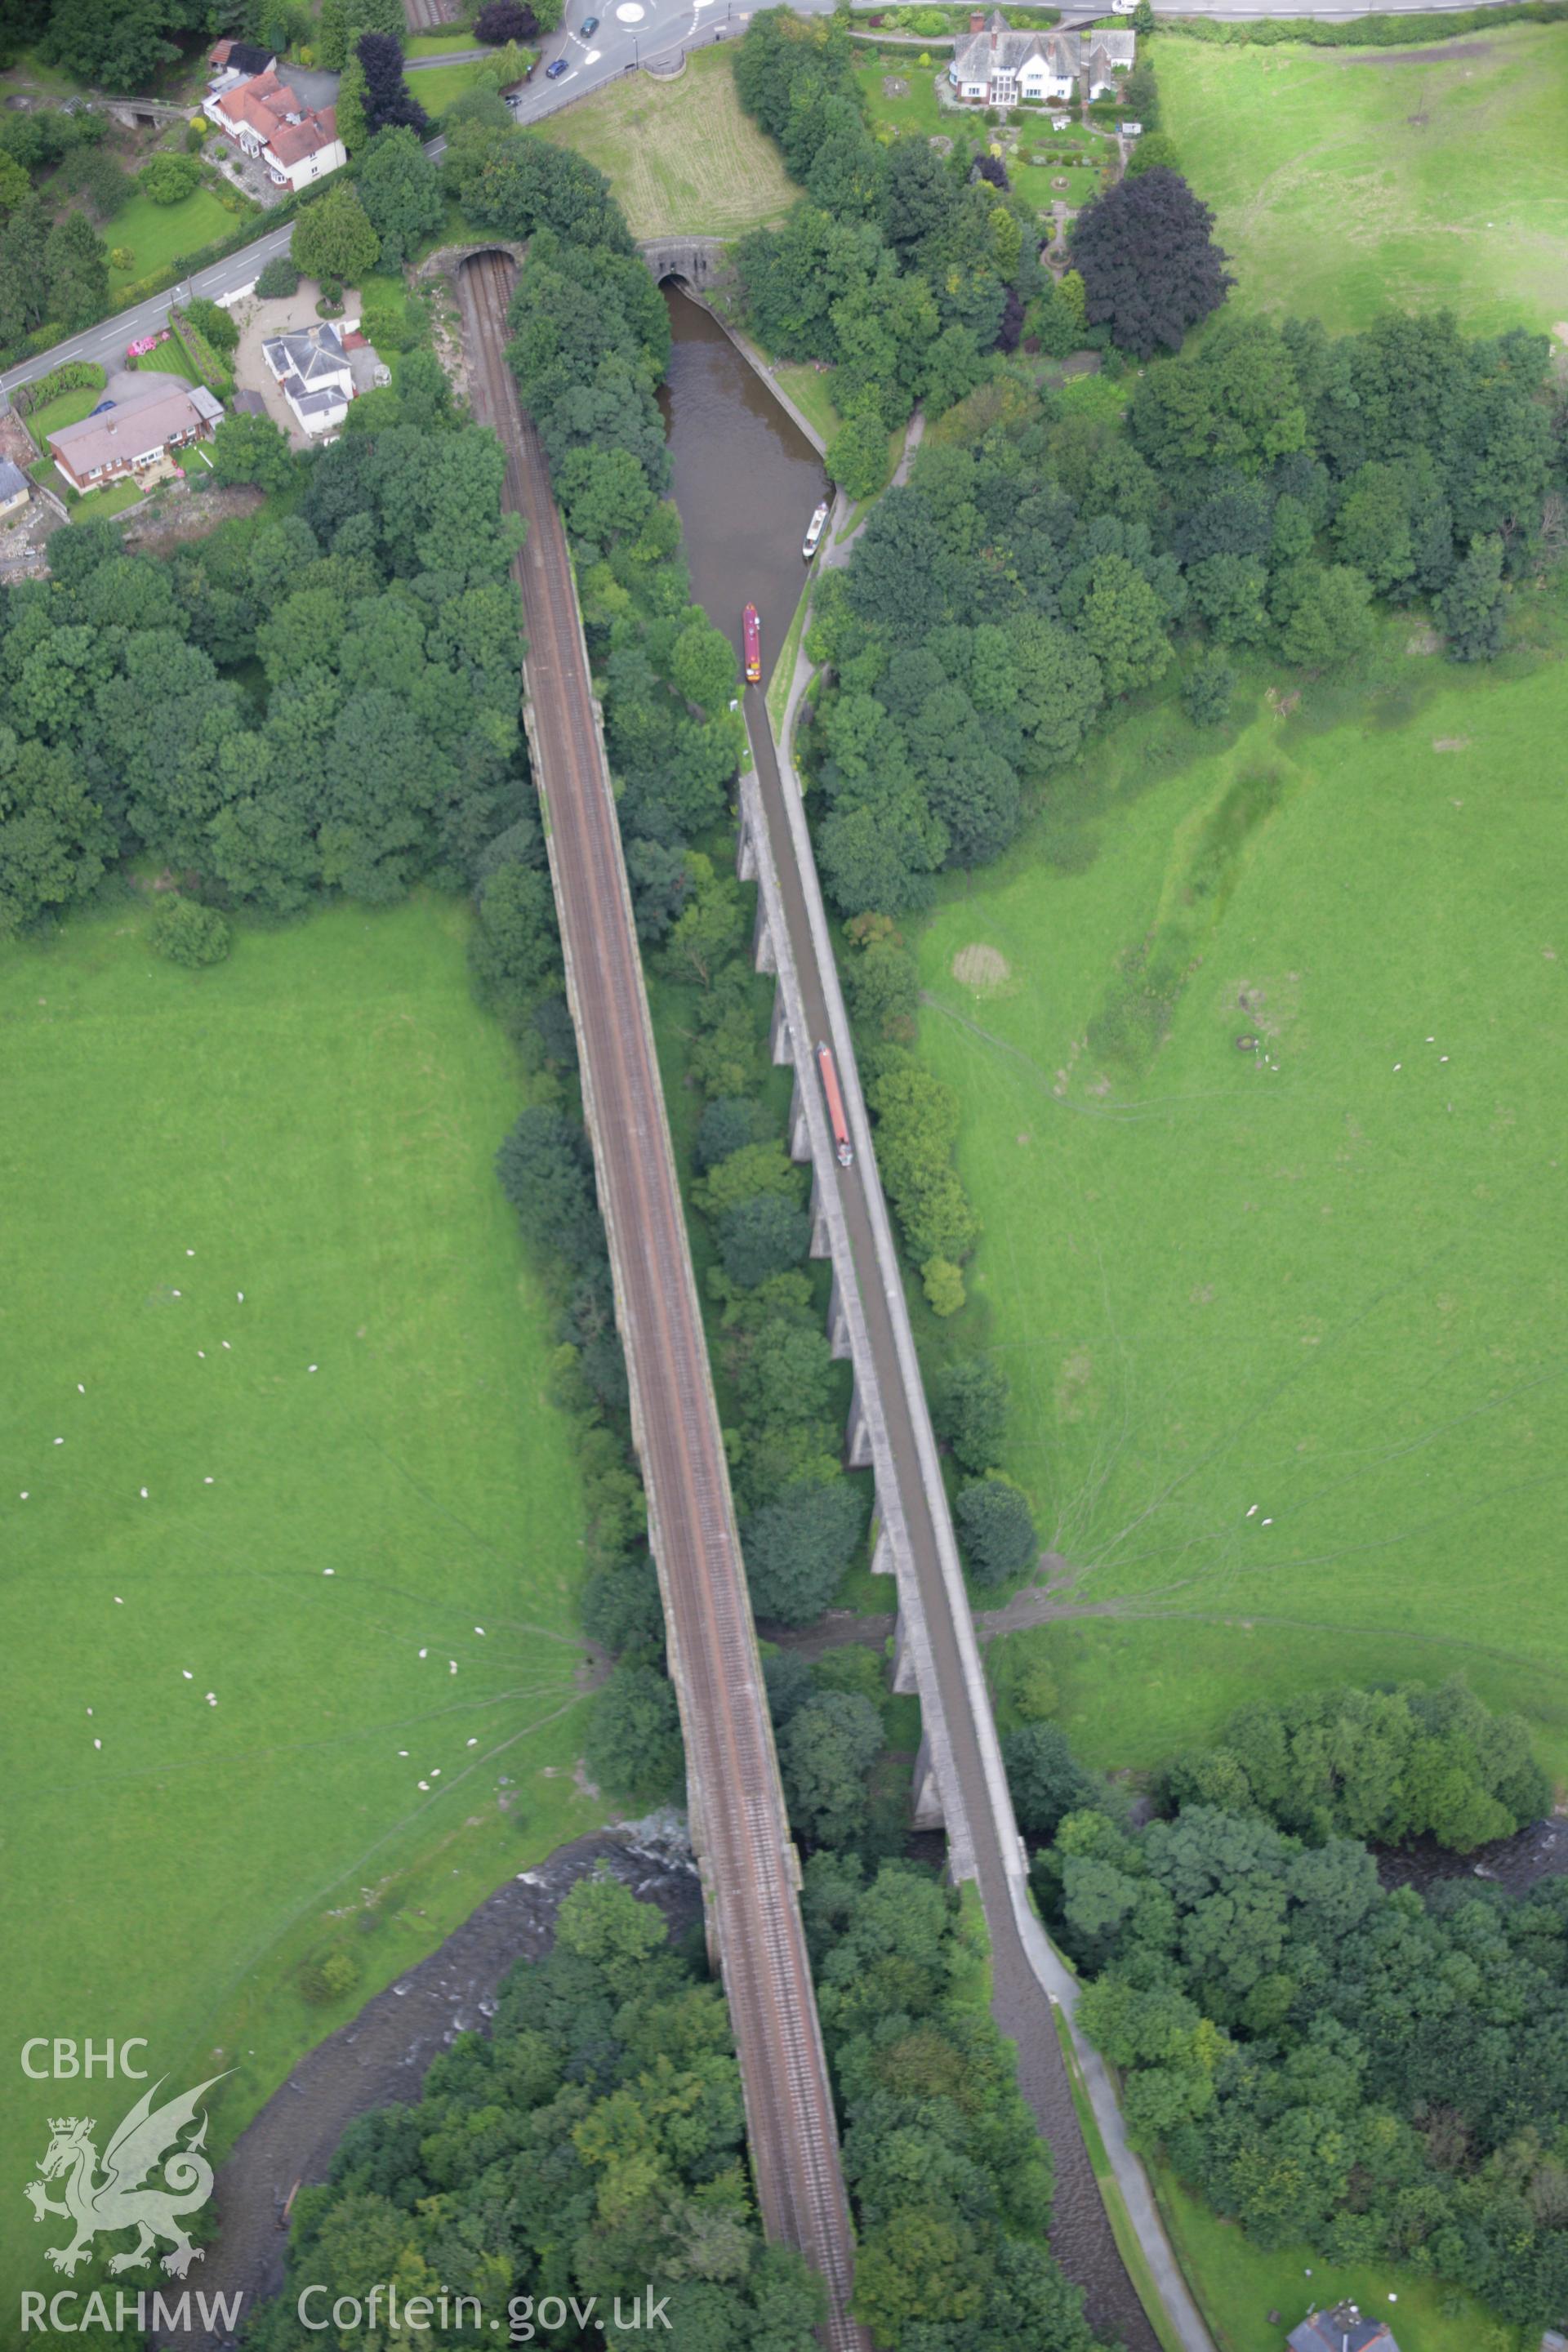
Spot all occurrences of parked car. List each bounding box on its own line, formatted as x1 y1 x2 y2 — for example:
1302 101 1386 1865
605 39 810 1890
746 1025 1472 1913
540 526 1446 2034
546 56 568 76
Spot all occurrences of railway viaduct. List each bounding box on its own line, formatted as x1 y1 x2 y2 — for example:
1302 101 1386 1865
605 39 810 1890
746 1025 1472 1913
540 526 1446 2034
453 247 871 2352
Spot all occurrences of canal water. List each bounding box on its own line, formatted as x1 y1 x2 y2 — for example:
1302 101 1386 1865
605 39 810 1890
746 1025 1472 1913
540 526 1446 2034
656 283 829 687
654 281 1163 2352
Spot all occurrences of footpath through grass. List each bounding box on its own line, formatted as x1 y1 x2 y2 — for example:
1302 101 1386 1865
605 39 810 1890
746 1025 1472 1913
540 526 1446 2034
915 609 1568 1786
0 895 598 2307
1158 24 1568 332
541 47 796 239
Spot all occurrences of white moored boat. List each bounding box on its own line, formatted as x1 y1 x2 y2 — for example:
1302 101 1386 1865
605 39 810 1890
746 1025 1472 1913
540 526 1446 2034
802 501 829 561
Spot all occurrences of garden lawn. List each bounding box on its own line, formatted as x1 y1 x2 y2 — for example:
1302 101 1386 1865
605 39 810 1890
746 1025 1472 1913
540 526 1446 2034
541 48 796 239
0 894 599 2308
1153 2171 1517 2352
914 624 1568 1786
1158 24 1568 332
72 475 146 518
105 183 239 298
854 56 951 138
406 58 488 114
24 383 101 444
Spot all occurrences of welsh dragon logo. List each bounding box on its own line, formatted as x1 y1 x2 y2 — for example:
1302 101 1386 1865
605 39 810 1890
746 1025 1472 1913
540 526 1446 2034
24 2073 229 2279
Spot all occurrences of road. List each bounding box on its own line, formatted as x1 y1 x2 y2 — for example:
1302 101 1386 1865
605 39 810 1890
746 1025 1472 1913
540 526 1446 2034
1 0 1530 405
456 249 869 2352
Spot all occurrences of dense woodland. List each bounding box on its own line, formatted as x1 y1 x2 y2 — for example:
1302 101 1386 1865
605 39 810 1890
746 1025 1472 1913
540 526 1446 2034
248 1874 829 2349
1040 1687 1567 2323
802 307 1560 920
0 400 529 933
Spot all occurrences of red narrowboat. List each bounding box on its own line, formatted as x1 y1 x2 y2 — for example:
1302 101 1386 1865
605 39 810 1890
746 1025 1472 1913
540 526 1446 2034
817 1040 853 1169
742 602 762 684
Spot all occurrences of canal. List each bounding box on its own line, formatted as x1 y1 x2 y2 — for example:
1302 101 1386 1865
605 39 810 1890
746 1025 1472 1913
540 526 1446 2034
657 282 828 688
654 274 1165 2352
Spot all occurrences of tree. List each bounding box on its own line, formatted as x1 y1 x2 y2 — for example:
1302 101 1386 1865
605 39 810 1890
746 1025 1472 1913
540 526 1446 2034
0 733 114 937
1125 131 1180 181
585 1661 684 1804
1002 1723 1100 1838
0 197 50 344
742 1479 864 1625
496 1105 604 1272
933 1357 1009 1476
40 0 186 88
1182 648 1235 727
185 296 238 356
469 860 559 1012
44 209 108 330
718 1192 810 1288
558 443 656 556
138 151 202 205
1071 168 1232 362
954 1476 1037 1588
826 409 889 503
476 0 541 36
671 617 737 715
150 894 230 967
291 181 381 285
210 412 296 495
317 0 350 69
354 125 443 269
254 254 300 299
695 1096 770 1172
356 31 430 140
1120 56 1160 127
68 147 132 222
780 1690 883 1846
1271 560 1374 670
1062 550 1168 700
334 47 369 154
1438 533 1507 662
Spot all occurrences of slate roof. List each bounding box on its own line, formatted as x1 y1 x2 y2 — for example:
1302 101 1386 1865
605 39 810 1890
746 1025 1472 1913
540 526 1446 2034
951 13 1134 85
210 38 275 74
1289 2308 1400 2352
261 324 350 389
0 457 29 502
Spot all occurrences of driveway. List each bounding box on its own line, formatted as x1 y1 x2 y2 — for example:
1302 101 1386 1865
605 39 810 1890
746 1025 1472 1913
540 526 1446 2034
230 278 362 449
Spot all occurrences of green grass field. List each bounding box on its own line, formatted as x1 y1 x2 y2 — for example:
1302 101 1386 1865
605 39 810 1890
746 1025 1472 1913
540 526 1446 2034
541 47 795 238
407 57 488 114
105 185 240 299
913 612 1568 1788
1153 2170 1517 2352
0 895 599 2303
1158 25 1568 332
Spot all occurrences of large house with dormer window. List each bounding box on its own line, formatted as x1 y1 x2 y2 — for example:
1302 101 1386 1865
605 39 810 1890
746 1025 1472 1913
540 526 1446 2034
203 51 345 190
948 11 1134 106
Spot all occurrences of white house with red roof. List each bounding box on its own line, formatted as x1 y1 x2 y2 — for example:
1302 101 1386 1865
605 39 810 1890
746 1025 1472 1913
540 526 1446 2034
204 50 346 190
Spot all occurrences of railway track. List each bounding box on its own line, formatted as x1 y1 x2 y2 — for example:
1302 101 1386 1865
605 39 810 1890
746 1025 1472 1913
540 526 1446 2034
457 250 869 2352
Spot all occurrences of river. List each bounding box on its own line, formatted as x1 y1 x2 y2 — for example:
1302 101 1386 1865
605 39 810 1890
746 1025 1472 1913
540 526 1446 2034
656 283 829 684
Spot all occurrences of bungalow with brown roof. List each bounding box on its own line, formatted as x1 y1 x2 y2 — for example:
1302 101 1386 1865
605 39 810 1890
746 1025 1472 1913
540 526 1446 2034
47 383 224 496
